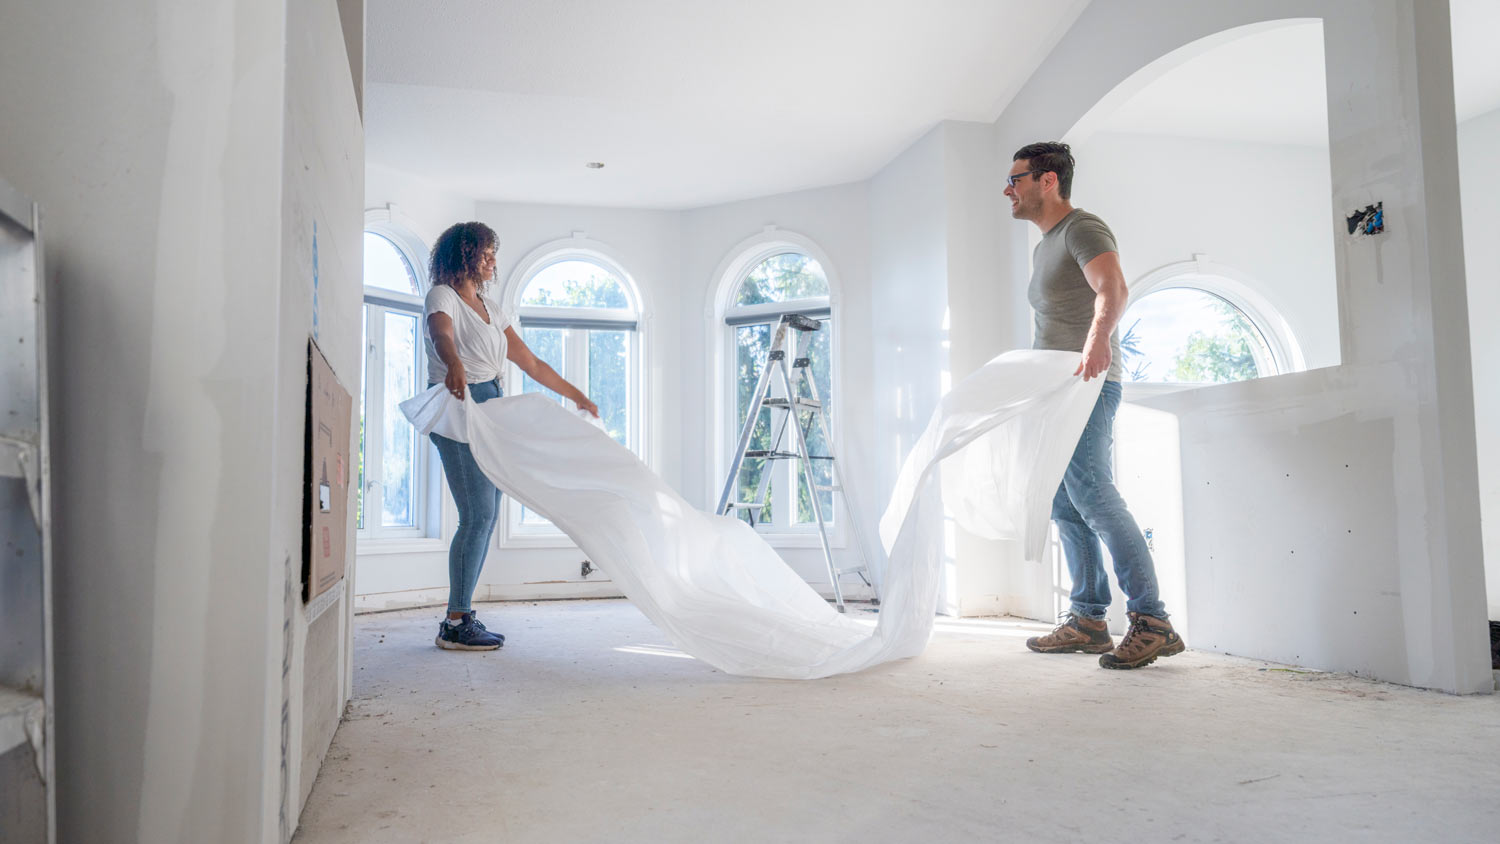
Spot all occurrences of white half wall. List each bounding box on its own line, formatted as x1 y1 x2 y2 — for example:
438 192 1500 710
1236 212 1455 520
1458 106 1500 620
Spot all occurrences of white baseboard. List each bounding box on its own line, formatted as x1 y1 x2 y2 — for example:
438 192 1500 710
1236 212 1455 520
355 579 877 614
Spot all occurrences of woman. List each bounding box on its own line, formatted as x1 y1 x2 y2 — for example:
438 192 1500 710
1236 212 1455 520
424 221 599 650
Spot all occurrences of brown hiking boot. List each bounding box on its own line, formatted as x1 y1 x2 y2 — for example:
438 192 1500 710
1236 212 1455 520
1099 612 1185 669
1026 612 1114 654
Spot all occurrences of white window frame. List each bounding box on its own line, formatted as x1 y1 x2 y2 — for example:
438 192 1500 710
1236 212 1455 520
498 236 649 547
708 230 845 545
358 221 443 547
1121 256 1306 400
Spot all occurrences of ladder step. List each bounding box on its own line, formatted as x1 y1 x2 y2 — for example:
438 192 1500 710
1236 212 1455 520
814 484 842 492
744 450 802 460
727 503 765 510
835 566 868 577
761 397 823 410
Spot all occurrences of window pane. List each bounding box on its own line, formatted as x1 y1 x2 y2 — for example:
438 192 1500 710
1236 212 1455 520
1119 288 1273 384
733 323 773 524
521 327 566 525
358 308 367 531
520 327 565 403
796 319 834 524
588 330 630 447
734 253 829 306
521 260 630 308
364 232 418 295
381 311 419 527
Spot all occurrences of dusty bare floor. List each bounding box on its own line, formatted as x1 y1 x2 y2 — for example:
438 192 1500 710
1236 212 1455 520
295 599 1500 843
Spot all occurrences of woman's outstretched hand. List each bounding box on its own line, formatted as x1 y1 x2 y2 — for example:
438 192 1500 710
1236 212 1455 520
445 364 467 400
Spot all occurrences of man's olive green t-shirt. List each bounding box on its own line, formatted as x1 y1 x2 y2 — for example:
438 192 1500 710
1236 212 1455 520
1027 208 1122 382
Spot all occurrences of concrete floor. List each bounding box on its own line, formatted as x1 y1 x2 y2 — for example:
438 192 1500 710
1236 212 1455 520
296 599 1500 843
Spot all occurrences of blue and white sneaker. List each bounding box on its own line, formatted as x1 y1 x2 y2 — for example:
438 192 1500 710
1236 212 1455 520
435 613 504 650
468 614 505 645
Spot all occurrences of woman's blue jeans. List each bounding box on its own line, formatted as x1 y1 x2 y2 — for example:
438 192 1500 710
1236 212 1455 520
430 380 503 614
1051 380 1168 620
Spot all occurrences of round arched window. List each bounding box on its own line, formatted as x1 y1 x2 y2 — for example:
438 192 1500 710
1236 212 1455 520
359 229 429 539
520 259 633 309
508 253 643 532
733 253 829 305
722 250 835 530
363 232 419 295
1119 287 1277 383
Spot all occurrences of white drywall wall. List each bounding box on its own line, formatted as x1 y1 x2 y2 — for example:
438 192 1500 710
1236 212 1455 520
1458 106 1500 620
0 1 364 840
1068 131 1340 370
365 163 477 247
985 0 1489 693
280 0 364 835
868 125 950 596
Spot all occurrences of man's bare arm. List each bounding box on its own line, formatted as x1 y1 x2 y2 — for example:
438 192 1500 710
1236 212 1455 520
1077 250 1128 381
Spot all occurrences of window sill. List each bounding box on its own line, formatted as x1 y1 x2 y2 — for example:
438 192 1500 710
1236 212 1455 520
495 529 847 551
499 531 578 550
356 536 447 556
752 531 848 550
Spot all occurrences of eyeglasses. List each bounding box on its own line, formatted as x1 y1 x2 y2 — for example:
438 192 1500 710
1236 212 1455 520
1005 169 1045 188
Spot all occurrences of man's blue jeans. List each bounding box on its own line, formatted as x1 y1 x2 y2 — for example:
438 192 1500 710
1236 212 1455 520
1051 379 1168 620
430 379 503 614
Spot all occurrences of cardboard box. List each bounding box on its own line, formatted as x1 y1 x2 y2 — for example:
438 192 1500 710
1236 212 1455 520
304 338 352 601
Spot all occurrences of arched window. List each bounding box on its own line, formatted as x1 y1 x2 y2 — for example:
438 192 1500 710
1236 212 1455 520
718 242 837 533
359 228 433 540
505 245 644 535
1119 262 1304 385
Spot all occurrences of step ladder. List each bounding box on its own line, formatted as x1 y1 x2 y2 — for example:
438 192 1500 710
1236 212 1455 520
715 314 877 612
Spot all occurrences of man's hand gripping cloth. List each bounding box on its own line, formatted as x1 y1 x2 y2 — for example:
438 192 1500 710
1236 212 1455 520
402 350 1102 679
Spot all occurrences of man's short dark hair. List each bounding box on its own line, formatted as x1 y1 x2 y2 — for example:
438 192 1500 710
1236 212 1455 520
1013 141 1075 200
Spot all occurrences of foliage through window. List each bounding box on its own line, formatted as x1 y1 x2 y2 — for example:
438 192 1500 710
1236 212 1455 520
359 231 429 540
1119 287 1276 384
726 251 835 531
510 256 641 532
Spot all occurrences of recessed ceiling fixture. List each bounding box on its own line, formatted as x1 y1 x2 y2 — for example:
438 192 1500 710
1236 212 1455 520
585 161 605 169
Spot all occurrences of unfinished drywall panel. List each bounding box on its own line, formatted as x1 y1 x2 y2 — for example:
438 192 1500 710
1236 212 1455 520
337 0 365 120
277 0 364 838
298 602 342 811
1457 107 1500 620
0 0 303 839
986 0 1488 692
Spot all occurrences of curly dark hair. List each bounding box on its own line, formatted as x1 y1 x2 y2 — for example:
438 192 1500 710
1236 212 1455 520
429 222 498 288
1012 141 1075 201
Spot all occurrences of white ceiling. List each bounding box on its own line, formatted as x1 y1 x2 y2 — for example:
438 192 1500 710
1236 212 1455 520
1086 1 1500 147
365 0 1088 209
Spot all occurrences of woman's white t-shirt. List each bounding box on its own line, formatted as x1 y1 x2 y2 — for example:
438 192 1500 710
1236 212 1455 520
423 284 512 386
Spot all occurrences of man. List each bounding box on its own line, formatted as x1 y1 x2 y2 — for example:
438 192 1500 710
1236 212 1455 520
1006 141 1184 670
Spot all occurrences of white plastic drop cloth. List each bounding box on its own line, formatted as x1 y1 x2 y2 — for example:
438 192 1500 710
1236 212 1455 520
401 350 1102 679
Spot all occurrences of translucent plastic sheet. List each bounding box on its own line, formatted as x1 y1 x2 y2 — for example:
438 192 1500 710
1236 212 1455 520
401 350 1102 679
